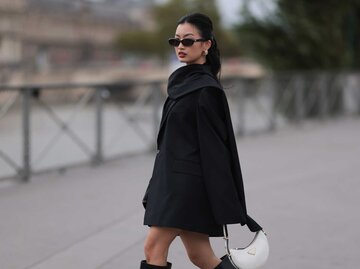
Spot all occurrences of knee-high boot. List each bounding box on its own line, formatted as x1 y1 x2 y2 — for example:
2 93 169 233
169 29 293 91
214 255 237 269
140 260 172 269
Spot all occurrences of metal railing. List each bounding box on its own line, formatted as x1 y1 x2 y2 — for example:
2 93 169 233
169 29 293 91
1 71 359 181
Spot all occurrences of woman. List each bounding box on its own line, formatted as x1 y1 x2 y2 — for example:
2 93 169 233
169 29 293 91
141 13 261 269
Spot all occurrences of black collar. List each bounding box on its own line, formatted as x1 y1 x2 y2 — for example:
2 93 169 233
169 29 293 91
167 64 222 99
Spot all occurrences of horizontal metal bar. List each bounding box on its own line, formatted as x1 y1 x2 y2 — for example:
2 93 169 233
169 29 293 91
1 72 359 182
0 81 164 91
1 71 359 91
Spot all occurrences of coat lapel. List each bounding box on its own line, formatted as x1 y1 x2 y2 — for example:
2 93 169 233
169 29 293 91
156 64 221 149
156 98 177 148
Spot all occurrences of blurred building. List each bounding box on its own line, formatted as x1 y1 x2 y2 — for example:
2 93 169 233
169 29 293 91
0 0 155 76
0 0 24 67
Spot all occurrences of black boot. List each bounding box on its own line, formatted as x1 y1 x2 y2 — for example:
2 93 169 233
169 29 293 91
140 260 172 269
214 255 237 269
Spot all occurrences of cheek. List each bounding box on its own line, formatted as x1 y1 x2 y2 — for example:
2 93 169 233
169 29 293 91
192 47 203 56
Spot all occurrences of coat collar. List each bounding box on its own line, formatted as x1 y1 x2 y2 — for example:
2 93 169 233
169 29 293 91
167 64 222 99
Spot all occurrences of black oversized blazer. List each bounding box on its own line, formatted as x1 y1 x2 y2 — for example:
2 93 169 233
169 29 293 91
143 64 261 236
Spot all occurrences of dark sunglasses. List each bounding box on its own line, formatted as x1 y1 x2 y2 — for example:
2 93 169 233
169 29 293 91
168 38 206 47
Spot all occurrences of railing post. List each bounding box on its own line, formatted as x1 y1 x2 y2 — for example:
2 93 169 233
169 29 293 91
236 79 246 136
294 75 305 124
93 87 104 165
357 75 360 116
268 75 277 131
151 82 161 151
21 87 32 182
318 73 328 120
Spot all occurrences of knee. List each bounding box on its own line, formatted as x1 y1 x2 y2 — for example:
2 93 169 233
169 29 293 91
144 239 156 261
187 252 207 268
187 251 220 269
143 227 179 265
144 236 166 262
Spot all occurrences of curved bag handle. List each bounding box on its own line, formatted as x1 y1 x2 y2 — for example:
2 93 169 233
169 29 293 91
223 225 269 269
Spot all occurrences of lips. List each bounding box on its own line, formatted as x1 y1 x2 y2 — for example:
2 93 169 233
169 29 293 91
178 52 187 58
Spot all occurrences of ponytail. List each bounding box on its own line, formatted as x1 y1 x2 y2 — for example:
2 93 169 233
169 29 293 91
206 36 221 79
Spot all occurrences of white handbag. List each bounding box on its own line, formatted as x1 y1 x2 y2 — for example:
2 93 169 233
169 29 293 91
223 225 269 269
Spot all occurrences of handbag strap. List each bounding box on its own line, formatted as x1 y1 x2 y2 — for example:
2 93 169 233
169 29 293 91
223 224 267 255
223 214 264 254
223 225 231 256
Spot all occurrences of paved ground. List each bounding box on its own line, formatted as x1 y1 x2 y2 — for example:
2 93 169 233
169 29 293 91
1 118 360 269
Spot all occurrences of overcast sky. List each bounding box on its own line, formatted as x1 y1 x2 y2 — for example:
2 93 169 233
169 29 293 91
154 0 276 28
153 0 242 27
216 0 242 27
217 0 276 27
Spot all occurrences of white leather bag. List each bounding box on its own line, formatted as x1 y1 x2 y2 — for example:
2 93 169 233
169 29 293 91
223 225 269 269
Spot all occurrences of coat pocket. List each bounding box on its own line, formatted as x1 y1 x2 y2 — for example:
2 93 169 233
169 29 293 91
172 159 202 177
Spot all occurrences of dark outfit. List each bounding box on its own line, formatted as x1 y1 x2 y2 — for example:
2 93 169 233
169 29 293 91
143 64 261 237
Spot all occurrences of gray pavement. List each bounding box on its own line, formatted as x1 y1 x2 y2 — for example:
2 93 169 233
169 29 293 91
1 118 360 269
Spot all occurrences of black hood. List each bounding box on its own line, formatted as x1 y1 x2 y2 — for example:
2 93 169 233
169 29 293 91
167 64 222 99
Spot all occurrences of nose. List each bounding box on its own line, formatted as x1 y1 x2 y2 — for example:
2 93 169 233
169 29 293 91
177 42 185 49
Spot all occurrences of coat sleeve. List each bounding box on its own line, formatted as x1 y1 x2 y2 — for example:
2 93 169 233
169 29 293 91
196 87 247 225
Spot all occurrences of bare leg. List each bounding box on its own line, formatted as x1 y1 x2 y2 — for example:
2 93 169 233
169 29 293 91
180 230 221 269
143 226 180 266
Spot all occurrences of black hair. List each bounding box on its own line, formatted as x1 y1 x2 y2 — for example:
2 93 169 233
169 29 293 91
177 13 221 79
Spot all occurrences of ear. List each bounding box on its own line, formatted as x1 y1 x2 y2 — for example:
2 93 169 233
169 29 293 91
204 40 212 50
